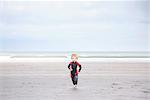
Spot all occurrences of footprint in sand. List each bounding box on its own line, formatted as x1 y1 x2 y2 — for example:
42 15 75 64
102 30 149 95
112 83 119 86
22 82 25 85
28 82 32 84
141 90 150 94
118 87 123 89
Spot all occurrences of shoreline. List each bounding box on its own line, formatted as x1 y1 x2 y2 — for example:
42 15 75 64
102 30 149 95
0 57 149 63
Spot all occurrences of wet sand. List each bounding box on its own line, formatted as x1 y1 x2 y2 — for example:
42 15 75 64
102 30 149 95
0 61 150 100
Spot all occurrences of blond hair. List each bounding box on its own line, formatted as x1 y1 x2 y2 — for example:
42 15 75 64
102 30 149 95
71 53 78 59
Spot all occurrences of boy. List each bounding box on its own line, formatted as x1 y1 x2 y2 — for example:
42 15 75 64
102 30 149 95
68 54 82 87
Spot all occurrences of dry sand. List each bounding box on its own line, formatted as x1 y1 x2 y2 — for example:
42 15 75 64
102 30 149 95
0 61 150 100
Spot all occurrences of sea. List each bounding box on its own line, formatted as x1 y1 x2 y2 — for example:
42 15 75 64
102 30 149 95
0 51 149 58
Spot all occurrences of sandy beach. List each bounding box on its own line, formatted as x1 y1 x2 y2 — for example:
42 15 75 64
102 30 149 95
0 0 149 99
0 58 150 100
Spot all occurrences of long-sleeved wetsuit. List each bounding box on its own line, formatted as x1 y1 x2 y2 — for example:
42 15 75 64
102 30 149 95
68 61 82 85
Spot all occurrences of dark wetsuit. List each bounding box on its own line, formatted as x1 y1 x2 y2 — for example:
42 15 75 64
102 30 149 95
68 61 82 85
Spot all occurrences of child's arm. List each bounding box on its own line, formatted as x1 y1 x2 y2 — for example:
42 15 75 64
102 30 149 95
68 64 70 69
68 62 72 71
79 65 82 72
76 62 82 72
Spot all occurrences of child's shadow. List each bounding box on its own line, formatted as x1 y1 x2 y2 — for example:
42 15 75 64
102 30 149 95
71 87 78 91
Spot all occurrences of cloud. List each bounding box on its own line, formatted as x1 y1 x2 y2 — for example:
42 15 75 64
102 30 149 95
0 1 149 51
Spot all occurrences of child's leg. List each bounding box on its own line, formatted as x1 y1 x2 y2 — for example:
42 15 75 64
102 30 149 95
71 75 76 85
74 75 78 85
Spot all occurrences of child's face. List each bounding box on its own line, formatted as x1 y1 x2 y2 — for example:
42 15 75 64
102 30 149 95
71 56 77 62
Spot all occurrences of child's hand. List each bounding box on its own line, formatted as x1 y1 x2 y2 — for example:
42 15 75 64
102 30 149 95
70 68 73 71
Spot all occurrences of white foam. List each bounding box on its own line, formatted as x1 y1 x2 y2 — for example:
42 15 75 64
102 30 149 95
0 56 149 63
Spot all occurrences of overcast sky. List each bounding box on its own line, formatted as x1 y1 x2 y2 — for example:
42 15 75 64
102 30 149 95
0 0 149 52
